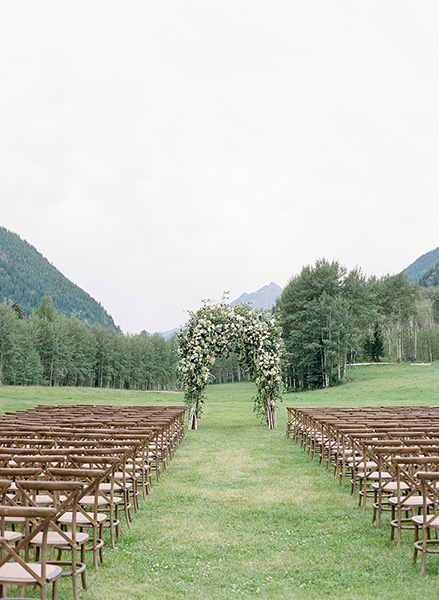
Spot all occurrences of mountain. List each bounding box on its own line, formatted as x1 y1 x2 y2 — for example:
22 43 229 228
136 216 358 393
230 282 283 311
158 328 180 340
404 247 439 283
157 282 283 337
0 226 118 329
418 261 439 288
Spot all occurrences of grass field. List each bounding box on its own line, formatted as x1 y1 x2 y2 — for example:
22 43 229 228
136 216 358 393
1 363 439 599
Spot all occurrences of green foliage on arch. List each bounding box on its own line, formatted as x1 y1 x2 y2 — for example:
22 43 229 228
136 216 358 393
178 301 283 429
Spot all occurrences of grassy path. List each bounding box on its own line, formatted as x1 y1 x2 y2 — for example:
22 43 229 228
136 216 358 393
82 377 439 600
1 367 439 598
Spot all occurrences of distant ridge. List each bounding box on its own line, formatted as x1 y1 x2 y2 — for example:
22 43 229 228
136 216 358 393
404 247 439 283
230 282 282 311
158 328 180 340
0 226 119 329
157 282 283 337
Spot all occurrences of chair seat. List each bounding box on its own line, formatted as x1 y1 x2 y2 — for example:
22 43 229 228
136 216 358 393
371 481 410 491
58 511 107 525
346 456 369 464
80 495 123 506
33 494 67 505
412 514 439 527
3 516 26 524
357 472 391 480
100 482 133 491
389 496 432 507
0 562 62 583
351 461 378 469
32 531 90 547
0 531 22 544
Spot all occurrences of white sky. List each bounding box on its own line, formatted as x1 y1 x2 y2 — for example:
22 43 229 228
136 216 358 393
1 2 439 333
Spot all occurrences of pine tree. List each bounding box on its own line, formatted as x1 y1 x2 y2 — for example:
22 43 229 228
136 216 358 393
11 301 25 319
0 304 18 385
364 323 384 362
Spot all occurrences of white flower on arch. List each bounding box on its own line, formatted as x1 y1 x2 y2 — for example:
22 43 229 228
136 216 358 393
178 301 284 430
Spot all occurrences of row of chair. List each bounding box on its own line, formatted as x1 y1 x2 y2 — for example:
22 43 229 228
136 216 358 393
0 403 186 599
287 405 439 576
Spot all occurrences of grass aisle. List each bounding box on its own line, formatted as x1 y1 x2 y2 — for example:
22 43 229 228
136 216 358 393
82 376 438 600
0 367 438 599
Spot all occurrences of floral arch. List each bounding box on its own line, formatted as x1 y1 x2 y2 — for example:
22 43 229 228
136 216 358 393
178 301 283 430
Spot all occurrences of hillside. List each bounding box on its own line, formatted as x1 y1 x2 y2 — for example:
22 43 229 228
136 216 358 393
404 246 439 283
418 261 439 288
0 227 118 328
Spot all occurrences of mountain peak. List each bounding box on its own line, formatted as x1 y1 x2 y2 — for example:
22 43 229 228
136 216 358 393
230 282 282 310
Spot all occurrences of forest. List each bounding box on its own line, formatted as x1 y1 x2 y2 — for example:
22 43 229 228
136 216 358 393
0 296 178 389
213 260 439 391
277 259 438 390
1 259 439 392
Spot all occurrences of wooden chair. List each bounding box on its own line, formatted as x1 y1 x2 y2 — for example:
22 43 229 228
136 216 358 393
368 445 412 527
49 467 107 570
13 480 87 600
0 505 62 600
76 447 134 527
110 433 152 501
389 456 436 546
413 471 439 575
68 455 122 551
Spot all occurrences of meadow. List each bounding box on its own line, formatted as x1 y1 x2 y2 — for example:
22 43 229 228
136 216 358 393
1 363 439 599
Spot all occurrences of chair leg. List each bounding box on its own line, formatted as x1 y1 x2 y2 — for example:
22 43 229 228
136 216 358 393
134 485 139 511
124 491 132 527
357 483 363 507
81 543 87 590
413 526 420 566
397 515 402 547
420 537 427 576
115 506 120 540
91 526 99 569
390 506 395 541
99 522 104 563
71 547 79 600
109 507 115 550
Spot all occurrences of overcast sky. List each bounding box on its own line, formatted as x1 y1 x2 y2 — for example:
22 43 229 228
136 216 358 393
1 2 439 333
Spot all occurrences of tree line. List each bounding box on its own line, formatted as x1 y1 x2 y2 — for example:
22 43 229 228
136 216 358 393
0 296 178 389
276 259 439 391
211 260 439 391
2 260 439 393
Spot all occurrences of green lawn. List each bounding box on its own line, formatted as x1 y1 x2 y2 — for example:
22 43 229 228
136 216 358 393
1 364 439 599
